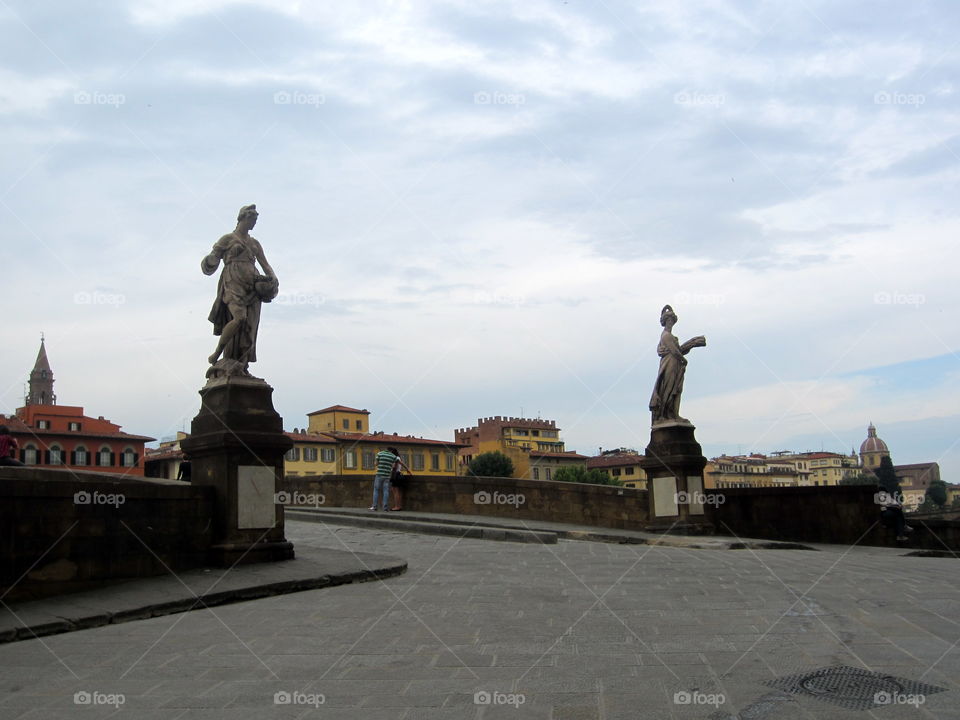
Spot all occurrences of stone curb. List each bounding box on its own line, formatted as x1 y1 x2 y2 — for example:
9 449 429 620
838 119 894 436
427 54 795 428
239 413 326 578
286 508 816 551
286 509 559 544
0 557 407 645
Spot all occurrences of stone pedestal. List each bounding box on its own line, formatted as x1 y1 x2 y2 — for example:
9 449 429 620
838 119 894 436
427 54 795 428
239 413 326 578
639 422 713 534
180 377 295 566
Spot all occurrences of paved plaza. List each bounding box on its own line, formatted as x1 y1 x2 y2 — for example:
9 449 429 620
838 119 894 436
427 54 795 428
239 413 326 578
1 519 958 719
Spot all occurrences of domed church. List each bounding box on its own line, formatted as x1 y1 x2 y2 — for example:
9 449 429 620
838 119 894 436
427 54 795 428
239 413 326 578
859 422 890 470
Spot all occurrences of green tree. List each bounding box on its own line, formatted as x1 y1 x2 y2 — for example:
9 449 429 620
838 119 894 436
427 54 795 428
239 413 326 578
467 451 514 478
927 480 948 509
840 472 876 486
874 456 901 495
553 466 622 486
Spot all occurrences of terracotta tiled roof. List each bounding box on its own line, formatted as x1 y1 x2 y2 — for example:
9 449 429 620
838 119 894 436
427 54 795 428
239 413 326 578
286 431 337 443
0 415 154 442
327 431 468 448
145 447 184 461
587 454 644 468
531 451 588 459
307 405 369 415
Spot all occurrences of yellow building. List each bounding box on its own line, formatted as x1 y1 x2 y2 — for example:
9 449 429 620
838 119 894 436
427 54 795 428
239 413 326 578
285 405 465 477
284 431 338 476
307 405 370 434
454 415 583 479
587 451 647 489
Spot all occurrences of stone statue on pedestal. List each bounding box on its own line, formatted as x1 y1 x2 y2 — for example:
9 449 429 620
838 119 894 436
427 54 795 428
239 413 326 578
649 304 705 426
203 204 279 380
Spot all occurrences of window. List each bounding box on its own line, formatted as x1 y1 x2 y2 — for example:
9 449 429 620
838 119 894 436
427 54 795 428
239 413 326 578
401 452 411 468
612 468 621 476
68 422 81 432
342 419 349 429
531 430 540 437
285 447 301 462
98 447 113 467
445 453 454 471
412 453 424 471
362 451 375 470
122 448 137 467
23 445 38 465
533 467 540 480
344 450 356 469
545 468 552 480
431 454 440 471
304 447 318 462
37 420 50 430
74 446 88 466
321 448 335 463
356 420 362 430
625 467 635 475
48 445 64 465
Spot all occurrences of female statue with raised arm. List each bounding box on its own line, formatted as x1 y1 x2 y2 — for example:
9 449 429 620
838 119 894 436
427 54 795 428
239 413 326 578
649 305 705 425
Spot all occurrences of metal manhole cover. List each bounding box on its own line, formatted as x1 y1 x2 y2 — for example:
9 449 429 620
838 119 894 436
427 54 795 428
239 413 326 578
765 665 945 710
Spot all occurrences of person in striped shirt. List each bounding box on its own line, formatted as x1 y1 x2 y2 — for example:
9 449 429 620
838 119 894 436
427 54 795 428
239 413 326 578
369 446 406 511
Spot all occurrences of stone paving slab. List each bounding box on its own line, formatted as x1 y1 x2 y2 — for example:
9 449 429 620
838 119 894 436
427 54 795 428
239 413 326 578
0 520 957 719
0 546 406 645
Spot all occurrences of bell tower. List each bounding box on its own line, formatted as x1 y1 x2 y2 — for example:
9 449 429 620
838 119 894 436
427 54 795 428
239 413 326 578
26 336 56 406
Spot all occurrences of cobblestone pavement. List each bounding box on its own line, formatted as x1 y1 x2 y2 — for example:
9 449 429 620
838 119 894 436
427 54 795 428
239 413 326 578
1 520 958 719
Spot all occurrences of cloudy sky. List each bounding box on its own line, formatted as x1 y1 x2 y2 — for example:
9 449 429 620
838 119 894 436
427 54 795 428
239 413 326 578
2 0 958 477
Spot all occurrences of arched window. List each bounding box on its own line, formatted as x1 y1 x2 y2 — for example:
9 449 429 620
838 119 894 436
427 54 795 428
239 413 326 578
48 445 64 465
121 447 137 467
98 446 114 467
73 446 89 466
22 444 38 465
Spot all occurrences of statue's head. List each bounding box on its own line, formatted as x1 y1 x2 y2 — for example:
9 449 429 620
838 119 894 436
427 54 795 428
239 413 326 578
237 204 258 224
660 304 677 327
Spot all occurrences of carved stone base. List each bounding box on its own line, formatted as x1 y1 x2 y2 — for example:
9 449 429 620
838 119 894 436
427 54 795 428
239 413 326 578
181 377 294 566
640 423 713 533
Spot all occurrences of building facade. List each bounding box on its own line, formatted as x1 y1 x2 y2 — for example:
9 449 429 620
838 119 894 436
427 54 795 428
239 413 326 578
454 415 584 479
587 450 647 489
4 340 154 476
285 405 466 477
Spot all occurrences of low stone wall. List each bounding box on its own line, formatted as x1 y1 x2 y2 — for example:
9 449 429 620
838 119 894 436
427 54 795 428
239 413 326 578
0 466 214 601
282 474 649 531
707 485 960 550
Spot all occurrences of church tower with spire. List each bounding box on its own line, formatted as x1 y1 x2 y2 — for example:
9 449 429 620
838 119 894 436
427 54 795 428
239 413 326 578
25 337 56 406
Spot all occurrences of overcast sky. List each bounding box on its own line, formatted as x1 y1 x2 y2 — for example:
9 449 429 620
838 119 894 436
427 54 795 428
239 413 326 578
2 0 958 478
